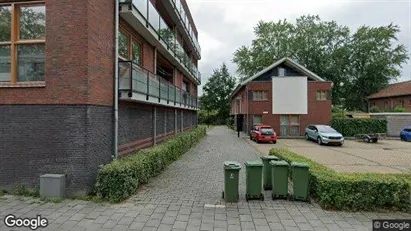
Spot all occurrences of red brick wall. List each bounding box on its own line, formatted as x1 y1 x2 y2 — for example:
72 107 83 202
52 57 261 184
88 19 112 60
0 0 115 106
369 95 411 112
231 80 332 135
87 0 115 106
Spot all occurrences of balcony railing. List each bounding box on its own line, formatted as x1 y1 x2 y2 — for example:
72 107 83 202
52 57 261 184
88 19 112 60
119 61 199 109
171 0 201 57
123 0 201 84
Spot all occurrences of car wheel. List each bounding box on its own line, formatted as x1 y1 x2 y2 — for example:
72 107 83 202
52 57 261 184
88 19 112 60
305 133 309 140
400 135 405 141
317 137 322 145
273 141 277 144
250 135 253 140
363 137 370 143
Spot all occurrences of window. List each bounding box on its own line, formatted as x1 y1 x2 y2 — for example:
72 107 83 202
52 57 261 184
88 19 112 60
278 67 285 77
316 90 328 100
0 3 45 83
253 115 262 125
118 28 142 65
399 100 404 107
280 115 300 136
384 101 388 108
252 91 267 100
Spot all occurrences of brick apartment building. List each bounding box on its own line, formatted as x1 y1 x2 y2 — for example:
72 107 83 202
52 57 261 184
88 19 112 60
230 57 332 136
0 0 201 194
367 80 411 112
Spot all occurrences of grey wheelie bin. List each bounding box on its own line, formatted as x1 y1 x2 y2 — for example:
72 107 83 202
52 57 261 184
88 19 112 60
222 161 241 202
261 155 279 190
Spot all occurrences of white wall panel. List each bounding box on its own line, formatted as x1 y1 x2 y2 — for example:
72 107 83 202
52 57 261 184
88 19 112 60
272 77 307 114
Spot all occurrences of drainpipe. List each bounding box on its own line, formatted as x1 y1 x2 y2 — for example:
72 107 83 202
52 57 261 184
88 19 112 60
246 85 249 134
114 0 119 159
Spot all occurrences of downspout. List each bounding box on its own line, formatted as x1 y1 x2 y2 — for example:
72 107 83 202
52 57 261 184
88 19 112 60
114 0 119 159
246 85 249 134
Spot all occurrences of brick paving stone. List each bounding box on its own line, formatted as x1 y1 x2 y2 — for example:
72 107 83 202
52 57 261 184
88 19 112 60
0 127 410 231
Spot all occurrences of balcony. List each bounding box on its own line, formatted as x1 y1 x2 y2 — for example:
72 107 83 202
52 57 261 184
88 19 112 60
167 0 201 59
119 0 201 85
119 61 199 110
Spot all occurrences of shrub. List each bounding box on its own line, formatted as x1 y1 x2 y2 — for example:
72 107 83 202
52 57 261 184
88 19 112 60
369 106 380 113
95 126 206 203
331 118 387 137
270 148 411 212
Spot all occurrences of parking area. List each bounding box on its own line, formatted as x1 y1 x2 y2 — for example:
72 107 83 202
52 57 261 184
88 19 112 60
247 137 411 173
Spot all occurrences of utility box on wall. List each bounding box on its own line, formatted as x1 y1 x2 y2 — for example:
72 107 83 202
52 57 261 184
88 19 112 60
40 174 66 199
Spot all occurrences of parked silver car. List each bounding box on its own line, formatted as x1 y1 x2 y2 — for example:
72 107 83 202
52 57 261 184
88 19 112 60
305 124 344 146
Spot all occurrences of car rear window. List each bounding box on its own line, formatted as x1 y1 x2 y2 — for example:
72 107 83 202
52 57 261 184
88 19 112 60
260 128 274 135
404 129 411 132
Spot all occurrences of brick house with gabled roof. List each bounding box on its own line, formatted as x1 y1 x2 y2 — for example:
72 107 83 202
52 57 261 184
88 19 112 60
230 57 333 136
367 80 411 112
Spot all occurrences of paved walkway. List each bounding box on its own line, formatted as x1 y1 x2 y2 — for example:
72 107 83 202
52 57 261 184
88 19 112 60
0 126 410 231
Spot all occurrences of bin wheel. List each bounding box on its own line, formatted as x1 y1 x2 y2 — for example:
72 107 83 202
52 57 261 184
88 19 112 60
260 194 264 201
246 194 249 201
271 194 275 200
307 197 312 204
222 191 224 199
288 194 294 201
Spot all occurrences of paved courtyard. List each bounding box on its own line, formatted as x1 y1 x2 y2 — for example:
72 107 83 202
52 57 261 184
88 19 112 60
248 137 411 173
1 126 410 231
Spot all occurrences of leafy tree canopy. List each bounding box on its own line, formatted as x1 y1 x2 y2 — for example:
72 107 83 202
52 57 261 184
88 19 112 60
200 63 236 123
232 15 409 111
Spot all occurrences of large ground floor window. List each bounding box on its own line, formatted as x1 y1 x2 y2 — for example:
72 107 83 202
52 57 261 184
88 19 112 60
0 2 45 84
280 115 300 136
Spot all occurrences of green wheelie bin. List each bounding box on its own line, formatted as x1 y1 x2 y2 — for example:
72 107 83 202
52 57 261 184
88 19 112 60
222 161 241 202
270 160 289 200
261 156 280 190
291 162 310 202
244 161 264 201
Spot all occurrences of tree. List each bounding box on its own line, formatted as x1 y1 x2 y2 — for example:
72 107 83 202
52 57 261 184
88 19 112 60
201 63 236 124
232 15 409 111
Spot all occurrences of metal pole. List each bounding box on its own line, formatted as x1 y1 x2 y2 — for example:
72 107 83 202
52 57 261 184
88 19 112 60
114 0 119 159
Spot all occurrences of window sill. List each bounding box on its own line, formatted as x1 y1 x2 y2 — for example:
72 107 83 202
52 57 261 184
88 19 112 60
0 82 46 88
252 99 268 101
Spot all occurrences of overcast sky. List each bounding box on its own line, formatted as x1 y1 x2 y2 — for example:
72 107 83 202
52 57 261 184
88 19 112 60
186 0 411 95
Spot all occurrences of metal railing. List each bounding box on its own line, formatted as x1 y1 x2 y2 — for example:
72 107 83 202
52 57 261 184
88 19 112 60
123 0 201 84
118 61 199 109
171 0 201 56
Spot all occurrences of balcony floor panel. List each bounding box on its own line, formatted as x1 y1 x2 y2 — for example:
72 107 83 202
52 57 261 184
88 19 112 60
119 91 198 111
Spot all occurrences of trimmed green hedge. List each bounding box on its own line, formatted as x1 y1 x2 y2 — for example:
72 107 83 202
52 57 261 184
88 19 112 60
331 118 387 137
95 126 207 203
270 148 411 212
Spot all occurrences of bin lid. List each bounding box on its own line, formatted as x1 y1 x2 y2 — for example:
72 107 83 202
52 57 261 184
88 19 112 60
261 155 280 160
245 160 263 167
269 160 289 166
224 161 241 170
291 162 309 168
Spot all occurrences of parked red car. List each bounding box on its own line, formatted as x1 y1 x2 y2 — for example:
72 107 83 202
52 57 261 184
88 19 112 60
250 124 277 143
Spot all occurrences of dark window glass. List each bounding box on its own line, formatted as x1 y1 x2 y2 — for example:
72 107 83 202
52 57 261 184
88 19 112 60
0 45 11 81
17 44 45 82
119 30 129 59
132 40 140 64
0 5 12 42
19 5 45 40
